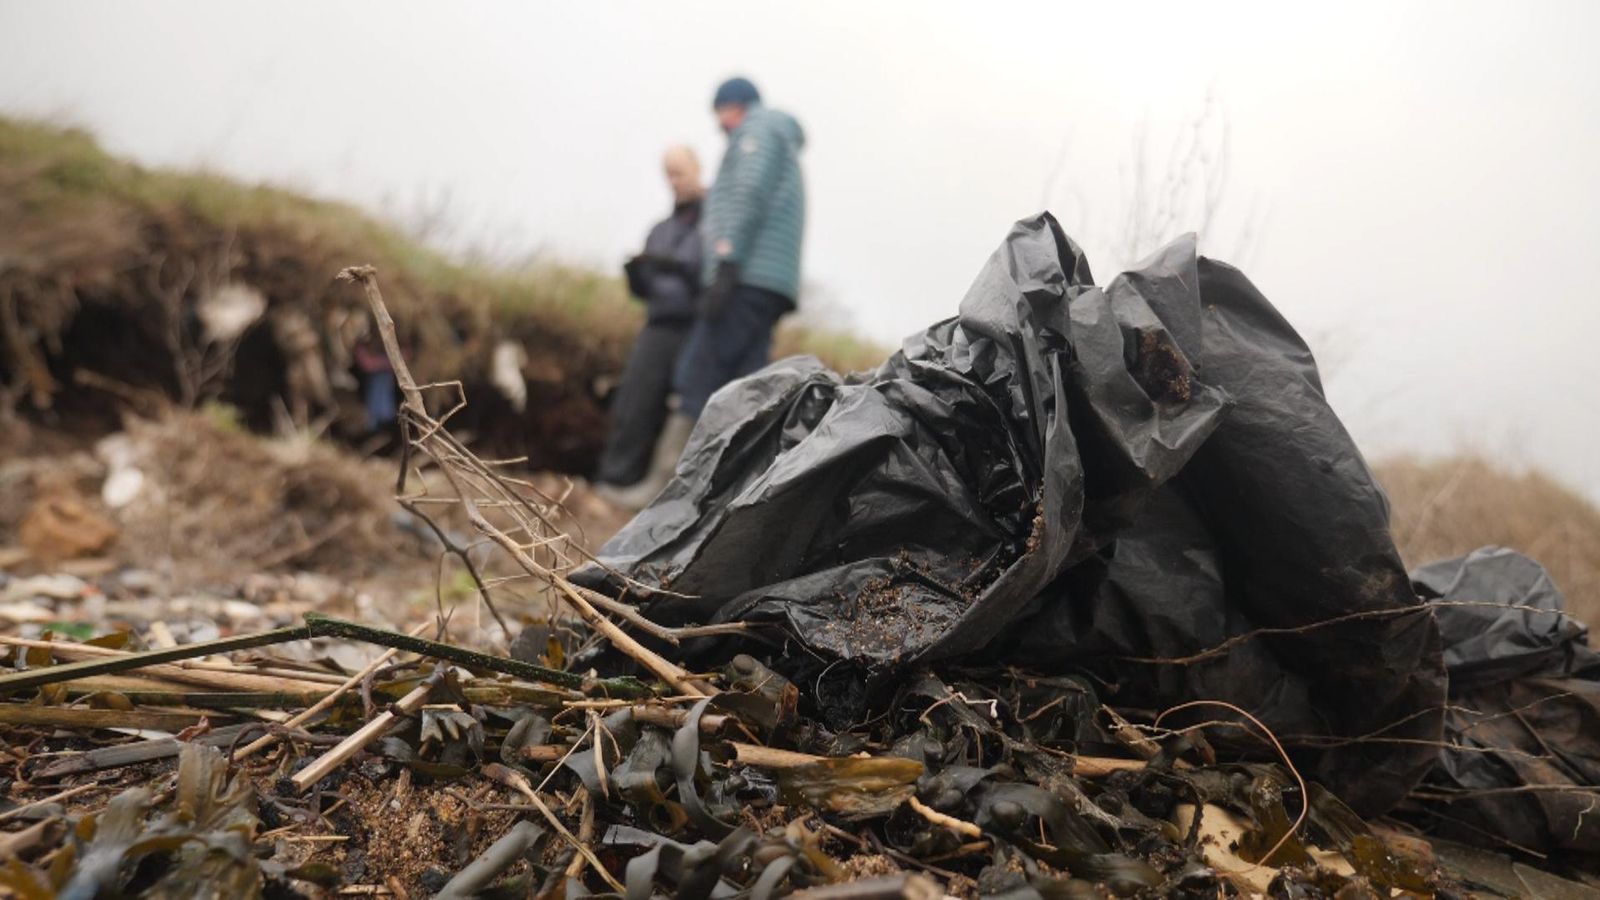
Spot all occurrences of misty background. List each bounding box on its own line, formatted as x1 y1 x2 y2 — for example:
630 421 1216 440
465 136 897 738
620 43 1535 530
3 1 1596 499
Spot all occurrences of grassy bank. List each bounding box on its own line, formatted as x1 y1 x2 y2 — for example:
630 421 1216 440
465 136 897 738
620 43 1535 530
0 116 885 470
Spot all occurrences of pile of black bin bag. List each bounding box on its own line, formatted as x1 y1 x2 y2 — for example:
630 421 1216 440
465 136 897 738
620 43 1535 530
576 214 1599 856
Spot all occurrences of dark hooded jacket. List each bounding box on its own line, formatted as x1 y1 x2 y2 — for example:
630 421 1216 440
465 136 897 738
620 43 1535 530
626 199 704 323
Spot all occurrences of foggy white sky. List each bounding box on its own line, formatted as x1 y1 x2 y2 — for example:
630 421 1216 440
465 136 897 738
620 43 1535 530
3 1 1598 499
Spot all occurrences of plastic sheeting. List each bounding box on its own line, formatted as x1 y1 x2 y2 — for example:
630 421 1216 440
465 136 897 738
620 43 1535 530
578 213 1447 816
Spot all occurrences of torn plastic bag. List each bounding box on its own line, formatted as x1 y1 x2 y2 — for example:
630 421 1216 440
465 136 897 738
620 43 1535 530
1003 240 1446 815
577 214 1445 816
1404 546 1600 855
580 214 1229 666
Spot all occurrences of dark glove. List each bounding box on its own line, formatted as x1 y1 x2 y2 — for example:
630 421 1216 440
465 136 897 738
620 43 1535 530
623 255 652 301
700 261 739 319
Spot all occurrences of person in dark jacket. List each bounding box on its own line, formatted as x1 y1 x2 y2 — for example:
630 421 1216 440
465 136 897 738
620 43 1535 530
594 146 705 507
673 76 806 422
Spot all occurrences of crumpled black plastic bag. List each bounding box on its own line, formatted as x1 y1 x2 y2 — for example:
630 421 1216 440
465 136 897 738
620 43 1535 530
579 213 1446 815
1003 238 1447 815
586 215 1229 667
1407 546 1600 855
1415 545 1599 688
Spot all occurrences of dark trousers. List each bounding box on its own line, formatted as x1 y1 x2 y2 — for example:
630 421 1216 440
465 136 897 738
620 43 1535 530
673 286 790 420
361 371 397 429
596 320 691 486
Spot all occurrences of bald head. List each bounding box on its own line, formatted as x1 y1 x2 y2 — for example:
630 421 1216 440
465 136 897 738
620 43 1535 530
663 145 703 204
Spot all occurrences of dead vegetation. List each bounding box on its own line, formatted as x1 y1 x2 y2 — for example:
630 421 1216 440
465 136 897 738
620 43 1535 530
0 269 1594 898
1377 455 1600 626
0 408 413 586
2 117 1598 898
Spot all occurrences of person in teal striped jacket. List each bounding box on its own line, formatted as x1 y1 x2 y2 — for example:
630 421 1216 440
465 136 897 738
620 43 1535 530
674 77 806 419
602 77 807 510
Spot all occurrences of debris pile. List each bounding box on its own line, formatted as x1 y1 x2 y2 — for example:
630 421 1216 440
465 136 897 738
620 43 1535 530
0 408 422 589
1 232 1597 898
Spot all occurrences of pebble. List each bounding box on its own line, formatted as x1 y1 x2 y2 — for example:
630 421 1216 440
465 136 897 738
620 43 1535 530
1 573 92 603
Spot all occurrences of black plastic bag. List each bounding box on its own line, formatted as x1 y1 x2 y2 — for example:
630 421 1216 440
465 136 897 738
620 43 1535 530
580 214 1446 815
1006 238 1447 814
586 216 1229 666
1406 547 1600 855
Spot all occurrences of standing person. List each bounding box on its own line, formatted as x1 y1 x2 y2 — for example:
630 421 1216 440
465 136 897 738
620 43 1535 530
594 146 706 508
676 76 806 420
606 77 807 509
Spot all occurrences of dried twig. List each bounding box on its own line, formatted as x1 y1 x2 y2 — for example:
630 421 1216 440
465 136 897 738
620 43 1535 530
234 622 428 761
730 742 829 770
0 783 102 825
0 705 212 732
304 614 649 698
573 584 752 644
563 785 598 881
0 635 339 694
906 795 982 839
36 724 260 779
1101 704 1162 760
0 627 313 693
1154 699 1307 869
0 817 65 858
336 266 714 696
291 680 432 792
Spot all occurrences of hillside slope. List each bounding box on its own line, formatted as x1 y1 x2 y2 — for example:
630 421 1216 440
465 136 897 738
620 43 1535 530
0 116 883 470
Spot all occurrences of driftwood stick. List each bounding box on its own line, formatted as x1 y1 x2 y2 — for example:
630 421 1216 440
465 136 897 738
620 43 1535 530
0 817 66 858
178 664 349 686
62 689 332 709
304 614 649 698
0 705 213 731
0 636 356 687
235 622 427 761
35 724 259 780
518 744 571 764
291 681 432 792
8 665 327 696
27 674 200 695
0 626 311 693
1069 754 1155 777
730 742 828 770
627 705 732 733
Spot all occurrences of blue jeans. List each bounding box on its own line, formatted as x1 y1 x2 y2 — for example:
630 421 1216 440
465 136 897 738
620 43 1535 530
674 286 790 419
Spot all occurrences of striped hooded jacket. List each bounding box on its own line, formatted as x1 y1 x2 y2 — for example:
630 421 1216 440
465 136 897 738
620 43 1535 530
702 103 806 304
